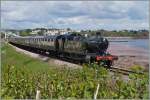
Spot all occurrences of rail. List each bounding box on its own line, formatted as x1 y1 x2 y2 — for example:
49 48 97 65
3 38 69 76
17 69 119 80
109 67 144 75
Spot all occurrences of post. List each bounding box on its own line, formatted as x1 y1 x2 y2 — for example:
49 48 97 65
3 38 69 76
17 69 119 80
94 83 100 100
36 90 40 100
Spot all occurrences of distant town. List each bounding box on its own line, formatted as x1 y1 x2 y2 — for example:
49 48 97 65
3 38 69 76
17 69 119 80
1 28 149 39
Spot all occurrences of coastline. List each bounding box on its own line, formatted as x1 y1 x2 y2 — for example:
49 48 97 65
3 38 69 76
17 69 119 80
106 36 149 39
108 43 149 71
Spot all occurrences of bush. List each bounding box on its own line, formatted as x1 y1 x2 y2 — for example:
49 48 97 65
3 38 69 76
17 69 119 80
1 63 149 99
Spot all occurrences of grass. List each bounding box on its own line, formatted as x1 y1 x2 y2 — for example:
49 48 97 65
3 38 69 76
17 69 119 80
1 43 149 99
1 43 51 73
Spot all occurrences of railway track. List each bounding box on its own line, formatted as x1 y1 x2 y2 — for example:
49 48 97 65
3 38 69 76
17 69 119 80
109 67 144 75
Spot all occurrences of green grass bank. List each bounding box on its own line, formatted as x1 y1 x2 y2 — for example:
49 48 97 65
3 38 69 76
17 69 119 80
1 43 51 73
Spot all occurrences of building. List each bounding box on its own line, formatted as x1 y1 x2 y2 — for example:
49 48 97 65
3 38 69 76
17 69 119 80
30 29 42 35
44 28 74 36
29 28 75 36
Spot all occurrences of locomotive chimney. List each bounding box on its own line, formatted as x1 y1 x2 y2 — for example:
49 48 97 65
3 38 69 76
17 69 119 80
96 32 101 35
96 32 102 38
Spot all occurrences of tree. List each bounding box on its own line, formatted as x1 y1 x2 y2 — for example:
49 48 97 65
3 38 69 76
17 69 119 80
25 29 32 33
1 32 5 38
19 31 30 36
37 30 44 36
67 28 71 31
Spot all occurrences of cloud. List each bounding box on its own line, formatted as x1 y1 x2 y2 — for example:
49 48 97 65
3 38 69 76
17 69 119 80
1 1 149 30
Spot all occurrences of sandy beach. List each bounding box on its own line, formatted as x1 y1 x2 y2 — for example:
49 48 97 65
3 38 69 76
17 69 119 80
108 43 149 70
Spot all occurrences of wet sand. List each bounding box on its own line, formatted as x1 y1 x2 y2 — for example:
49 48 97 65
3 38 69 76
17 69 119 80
108 44 149 70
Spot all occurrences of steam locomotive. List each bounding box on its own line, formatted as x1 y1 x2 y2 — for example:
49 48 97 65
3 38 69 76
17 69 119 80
8 32 118 67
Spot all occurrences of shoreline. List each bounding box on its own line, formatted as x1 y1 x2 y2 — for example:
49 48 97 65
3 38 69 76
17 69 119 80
108 43 149 71
105 36 149 39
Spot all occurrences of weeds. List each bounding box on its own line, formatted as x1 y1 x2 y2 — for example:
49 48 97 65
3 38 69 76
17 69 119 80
1 64 149 99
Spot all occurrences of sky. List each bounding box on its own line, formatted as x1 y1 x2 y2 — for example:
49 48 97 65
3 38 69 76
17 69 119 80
1 1 149 30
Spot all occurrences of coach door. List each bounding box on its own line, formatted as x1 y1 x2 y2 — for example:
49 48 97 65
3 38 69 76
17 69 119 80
58 36 65 52
55 38 59 51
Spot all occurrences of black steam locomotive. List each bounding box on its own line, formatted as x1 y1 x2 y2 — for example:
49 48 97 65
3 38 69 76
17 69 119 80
8 32 118 67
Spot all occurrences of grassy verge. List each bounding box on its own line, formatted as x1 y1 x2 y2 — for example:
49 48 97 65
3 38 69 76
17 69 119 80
1 43 51 72
1 43 149 99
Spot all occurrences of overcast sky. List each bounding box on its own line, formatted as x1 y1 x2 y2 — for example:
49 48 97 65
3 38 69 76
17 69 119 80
1 1 149 30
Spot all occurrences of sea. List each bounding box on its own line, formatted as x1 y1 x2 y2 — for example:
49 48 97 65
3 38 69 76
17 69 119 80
110 39 149 50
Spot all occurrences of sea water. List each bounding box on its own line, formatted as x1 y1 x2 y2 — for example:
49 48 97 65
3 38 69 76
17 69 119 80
110 39 149 50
